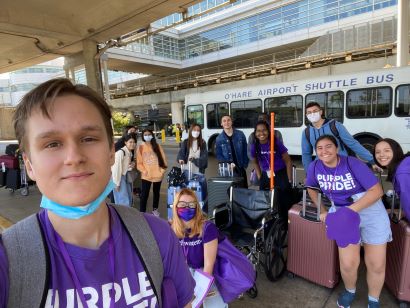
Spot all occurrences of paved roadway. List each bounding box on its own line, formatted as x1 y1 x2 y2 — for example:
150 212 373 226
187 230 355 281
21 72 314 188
0 143 398 307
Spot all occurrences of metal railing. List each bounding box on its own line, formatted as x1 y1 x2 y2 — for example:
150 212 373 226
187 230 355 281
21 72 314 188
111 17 398 98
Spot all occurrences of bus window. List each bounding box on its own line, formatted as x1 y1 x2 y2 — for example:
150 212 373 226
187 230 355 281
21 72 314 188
264 95 303 127
396 85 410 116
186 105 204 127
207 102 229 129
346 87 392 118
230 99 262 128
306 91 344 123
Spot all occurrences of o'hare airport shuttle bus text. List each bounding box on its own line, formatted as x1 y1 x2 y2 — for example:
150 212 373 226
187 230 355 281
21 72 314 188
184 66 410 156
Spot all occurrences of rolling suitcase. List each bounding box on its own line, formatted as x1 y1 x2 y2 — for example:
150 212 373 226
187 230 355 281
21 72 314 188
0 170 6 187
0 155 19 169
167 186 182 220
384 193 410 306
5 169 21 191
287 188 340 288
184 161 206 209
207 163 245 217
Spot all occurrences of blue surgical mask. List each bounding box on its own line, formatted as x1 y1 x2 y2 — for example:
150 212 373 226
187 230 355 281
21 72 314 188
40 179 115 219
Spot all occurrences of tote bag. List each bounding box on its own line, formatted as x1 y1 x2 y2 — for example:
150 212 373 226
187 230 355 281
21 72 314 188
213 237 256 302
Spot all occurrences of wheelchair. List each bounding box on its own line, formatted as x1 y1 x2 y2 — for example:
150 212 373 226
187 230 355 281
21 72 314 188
213 186 289 285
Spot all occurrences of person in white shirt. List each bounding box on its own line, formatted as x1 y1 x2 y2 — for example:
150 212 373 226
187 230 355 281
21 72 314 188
111 134 136 206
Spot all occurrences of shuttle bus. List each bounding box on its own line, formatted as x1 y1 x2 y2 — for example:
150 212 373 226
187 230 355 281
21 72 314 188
184 66 410 155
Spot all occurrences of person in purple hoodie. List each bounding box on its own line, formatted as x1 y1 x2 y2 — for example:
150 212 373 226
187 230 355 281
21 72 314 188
374 138 410 218
0 78 194 307
306 135 391 308
170 188 227 307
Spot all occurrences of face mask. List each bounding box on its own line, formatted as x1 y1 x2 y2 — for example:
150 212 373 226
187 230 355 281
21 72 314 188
144 135 153 142
307 112 321 123
191 131 200 138
177 207 196 222
40 179 115 219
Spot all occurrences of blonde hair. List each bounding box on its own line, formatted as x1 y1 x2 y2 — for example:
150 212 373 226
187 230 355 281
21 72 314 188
170 188 207 239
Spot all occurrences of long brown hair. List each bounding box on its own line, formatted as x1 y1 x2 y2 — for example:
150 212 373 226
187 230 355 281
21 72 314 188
171 188 207 239
187 123 204 150
142 129 167 169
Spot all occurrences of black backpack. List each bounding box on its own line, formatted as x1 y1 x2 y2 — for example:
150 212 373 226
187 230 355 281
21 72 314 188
5 144 19 157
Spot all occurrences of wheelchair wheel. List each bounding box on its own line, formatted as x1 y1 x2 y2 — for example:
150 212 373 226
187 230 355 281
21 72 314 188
246 284 258 298
264 218 288 281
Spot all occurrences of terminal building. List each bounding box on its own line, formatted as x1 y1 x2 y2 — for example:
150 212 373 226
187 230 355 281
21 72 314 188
105 0 404 127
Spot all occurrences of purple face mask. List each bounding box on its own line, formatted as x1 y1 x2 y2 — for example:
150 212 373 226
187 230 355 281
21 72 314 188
326 207 361 248
177 207 196 222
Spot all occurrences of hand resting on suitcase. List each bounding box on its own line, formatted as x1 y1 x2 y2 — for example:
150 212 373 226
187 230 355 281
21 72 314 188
325 207 361 248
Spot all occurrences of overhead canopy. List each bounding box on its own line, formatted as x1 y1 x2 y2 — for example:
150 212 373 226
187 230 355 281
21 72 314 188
0 0 201 73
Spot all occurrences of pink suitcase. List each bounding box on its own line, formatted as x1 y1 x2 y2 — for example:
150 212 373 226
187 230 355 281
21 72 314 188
287 189 340 288
0 155 19 169
384 194 410 305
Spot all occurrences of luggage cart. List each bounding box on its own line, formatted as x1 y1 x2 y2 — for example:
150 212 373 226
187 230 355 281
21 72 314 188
18 154 29 196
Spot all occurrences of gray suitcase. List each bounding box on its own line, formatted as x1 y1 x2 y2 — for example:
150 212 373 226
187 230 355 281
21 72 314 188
207 163 245 217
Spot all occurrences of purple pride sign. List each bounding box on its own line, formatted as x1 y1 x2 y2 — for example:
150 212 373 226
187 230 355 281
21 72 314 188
326 207 361 248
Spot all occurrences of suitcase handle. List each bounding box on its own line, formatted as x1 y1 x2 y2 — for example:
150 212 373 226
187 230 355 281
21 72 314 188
301 187 321 222
389 190 403 223
218 162 233 177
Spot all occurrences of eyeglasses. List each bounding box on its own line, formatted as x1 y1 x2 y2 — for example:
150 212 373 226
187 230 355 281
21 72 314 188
176 201 198 209
306 109 321 115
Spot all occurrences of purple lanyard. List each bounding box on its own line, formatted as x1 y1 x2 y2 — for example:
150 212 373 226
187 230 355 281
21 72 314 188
53 226 116 308
328 157 340 203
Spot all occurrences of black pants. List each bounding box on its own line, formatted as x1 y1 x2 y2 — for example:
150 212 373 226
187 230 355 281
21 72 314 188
260 168 291 218
140 179 162 212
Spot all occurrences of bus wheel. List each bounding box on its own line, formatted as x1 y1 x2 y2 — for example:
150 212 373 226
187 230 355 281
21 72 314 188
209 139 217 156
357 136 378 153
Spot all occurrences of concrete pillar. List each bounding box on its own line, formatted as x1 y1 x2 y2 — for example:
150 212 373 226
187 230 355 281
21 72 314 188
170 101 184 124
82 39 103 94
100 53 110 103
397 0 409 67
70 68 76 82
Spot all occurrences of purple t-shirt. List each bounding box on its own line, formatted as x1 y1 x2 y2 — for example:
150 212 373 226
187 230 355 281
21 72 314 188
306 156 378 207
179 221 224 269
250 138 287 172
394 156 410 218
0 206 194 307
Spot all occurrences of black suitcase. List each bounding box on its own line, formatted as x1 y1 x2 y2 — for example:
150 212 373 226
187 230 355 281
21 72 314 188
0 170 6 187
207 176 245 217
6 169 21 190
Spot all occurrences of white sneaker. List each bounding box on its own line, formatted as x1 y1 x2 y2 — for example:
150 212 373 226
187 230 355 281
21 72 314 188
152 209 160 217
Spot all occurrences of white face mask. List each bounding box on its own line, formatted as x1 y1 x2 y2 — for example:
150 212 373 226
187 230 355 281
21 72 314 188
144 135 153 142
191 131 200 138
307 112 321 123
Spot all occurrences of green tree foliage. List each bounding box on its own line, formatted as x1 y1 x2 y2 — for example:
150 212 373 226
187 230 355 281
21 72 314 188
112 111 132 134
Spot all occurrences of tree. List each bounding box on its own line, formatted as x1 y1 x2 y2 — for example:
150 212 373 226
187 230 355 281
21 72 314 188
112 111 132 134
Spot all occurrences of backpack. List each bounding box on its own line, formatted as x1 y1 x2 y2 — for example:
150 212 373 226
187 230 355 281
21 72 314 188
1 205 164 308
304 119 351 154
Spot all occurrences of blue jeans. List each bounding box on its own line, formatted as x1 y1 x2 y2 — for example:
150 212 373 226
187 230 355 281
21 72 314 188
113 175 132 206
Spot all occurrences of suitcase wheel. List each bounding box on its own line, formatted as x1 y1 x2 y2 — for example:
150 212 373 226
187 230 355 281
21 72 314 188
20 187 29 196
246 284 258 298
287 271 296 279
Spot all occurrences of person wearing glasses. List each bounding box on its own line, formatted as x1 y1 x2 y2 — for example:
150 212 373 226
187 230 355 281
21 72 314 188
170 188 227 307
301 102 379 173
